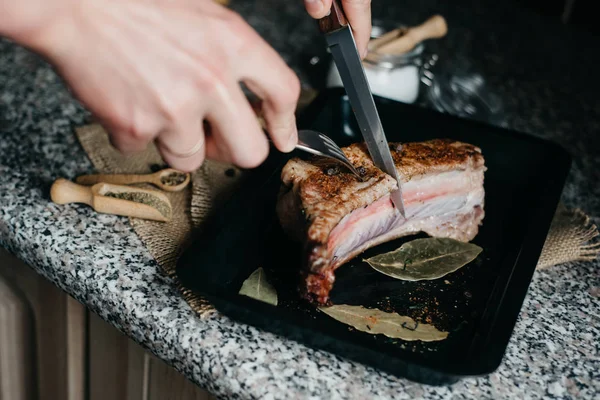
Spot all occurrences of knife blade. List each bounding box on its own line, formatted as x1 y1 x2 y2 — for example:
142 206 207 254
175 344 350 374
317 1 406 217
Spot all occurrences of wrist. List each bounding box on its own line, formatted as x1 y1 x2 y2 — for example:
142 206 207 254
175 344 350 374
0 0 77 56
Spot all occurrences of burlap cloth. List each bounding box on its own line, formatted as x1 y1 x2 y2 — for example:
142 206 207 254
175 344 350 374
73 95 599 319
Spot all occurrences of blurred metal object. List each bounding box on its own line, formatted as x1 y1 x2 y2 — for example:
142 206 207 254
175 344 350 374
421 55 506 126
425 72 505 126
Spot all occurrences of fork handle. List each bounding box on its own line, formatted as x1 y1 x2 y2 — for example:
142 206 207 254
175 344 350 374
318 0 348 34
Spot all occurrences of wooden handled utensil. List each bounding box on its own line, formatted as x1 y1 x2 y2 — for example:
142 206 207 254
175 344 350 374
50 178 173 222
75 168 190 192
367 27 409 53
368 15 448 57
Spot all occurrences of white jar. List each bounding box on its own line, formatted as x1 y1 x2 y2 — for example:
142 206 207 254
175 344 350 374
326 36 426 104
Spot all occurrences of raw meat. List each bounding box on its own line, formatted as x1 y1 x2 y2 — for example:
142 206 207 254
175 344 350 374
276 139 486 305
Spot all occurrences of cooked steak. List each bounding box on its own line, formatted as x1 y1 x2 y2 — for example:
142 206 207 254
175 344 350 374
276 139 486 305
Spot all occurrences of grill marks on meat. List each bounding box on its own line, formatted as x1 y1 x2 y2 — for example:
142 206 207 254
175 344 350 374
276 139 486 305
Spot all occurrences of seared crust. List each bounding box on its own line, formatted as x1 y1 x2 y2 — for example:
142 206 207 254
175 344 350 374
276 139 485 304
278 139 483 248
389 139 484 179
277 156 395 258
282 139 484 193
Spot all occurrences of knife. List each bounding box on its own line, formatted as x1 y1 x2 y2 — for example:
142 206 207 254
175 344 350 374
317 0 406 217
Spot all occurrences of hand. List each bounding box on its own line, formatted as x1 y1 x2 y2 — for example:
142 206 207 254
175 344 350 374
4 0 300 172
303 0 372 58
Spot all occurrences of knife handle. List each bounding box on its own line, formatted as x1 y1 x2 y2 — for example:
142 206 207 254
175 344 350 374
318 0 348 33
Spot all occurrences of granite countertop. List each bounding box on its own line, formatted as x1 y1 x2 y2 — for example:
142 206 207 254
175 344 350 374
1 0 599 398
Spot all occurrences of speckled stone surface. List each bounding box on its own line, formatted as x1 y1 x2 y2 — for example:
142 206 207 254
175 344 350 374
1 0 599 399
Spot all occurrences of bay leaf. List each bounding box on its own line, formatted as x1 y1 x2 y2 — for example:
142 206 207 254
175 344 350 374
319 305 448 341
238 267 278 306
364 237 482 281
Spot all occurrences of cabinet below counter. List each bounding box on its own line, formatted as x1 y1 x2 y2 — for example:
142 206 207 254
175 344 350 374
0 248 216 400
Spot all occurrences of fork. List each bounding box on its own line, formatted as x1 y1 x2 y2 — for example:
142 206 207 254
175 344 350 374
259 119 363 180
296 129 363 180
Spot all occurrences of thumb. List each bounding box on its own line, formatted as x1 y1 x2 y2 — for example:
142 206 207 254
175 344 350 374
304 0 333 19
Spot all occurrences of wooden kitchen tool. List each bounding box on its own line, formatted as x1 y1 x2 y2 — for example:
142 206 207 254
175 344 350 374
75 168 190 192
367 15 447 59
50 178 172 222
367 27 409 53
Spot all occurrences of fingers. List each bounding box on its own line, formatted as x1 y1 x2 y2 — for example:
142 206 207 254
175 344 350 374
105 7 300 172
341 0 372 58
244 79 298 154
108 132 150 155
204 134 225 163
303 0 372 59
204 80 270 169
236 39 300 153
103 117 155 156
155 120 206 172
303 0 333 19
109 72 277 172
203 127 239 165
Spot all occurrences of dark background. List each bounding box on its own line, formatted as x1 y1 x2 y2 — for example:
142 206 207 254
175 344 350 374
520 0 597 34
